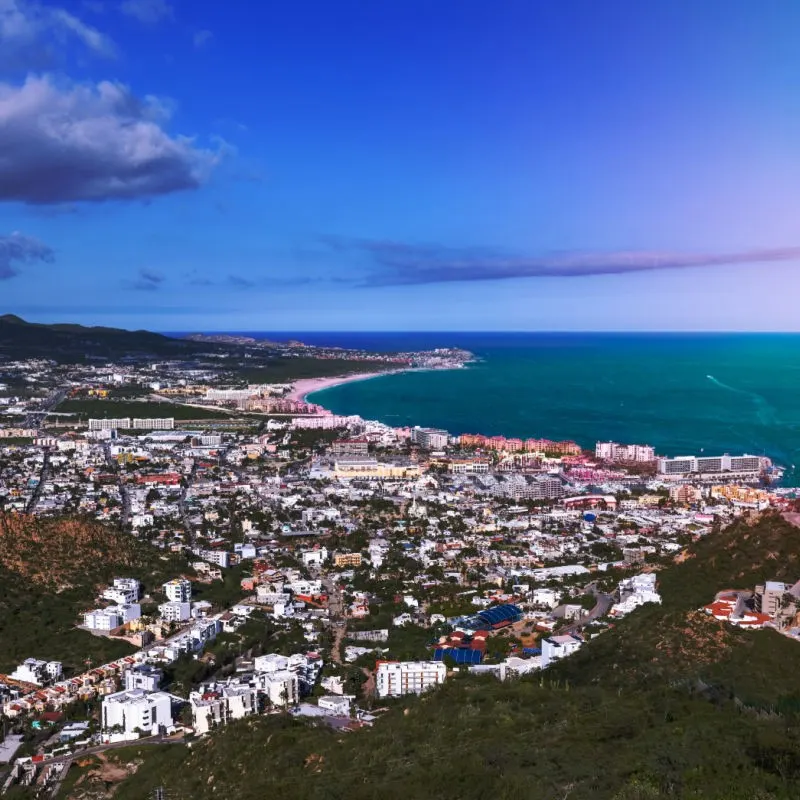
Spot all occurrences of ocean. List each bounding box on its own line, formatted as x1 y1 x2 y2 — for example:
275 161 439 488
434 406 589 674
227 332 800 484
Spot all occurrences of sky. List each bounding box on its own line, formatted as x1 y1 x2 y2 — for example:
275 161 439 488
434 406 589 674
2 0 800 332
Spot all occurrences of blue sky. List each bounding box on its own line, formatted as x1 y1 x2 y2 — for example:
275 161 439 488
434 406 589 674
2 0 800 331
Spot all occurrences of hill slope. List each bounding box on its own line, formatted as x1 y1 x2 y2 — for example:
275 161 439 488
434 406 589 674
0 314 214 360
0 514 190 673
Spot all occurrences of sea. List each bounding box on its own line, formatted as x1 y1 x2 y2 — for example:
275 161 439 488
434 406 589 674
206 332 800 485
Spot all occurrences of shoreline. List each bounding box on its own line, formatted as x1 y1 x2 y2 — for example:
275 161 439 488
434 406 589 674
289 370 409 403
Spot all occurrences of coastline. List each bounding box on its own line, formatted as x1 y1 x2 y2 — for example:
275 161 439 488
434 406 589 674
289 370 408 403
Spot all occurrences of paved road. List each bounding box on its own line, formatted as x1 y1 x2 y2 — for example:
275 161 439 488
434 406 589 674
25 449 50 513
23 388 68 432
561 588 614 635
36 735 185 767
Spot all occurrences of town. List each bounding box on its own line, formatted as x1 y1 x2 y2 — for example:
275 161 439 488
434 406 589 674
0 354 797 791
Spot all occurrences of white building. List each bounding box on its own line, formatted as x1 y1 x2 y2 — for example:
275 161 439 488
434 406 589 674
124 665 162 692
375 661 447 698
255 670 299 707
300 547 328 568
657 453 766 478
595 441 656 463
9 659 62 686
102 689 173 735
163 578 192 603
541 635 583 669
612 573 662 617
101 578 141 605
84 603 141 631
190 684 258 734
159 601 192 623
410 427 450 450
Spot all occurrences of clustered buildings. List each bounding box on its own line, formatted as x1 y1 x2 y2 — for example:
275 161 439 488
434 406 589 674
0 354 794 777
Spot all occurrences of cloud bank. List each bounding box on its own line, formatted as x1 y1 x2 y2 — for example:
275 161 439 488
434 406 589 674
322 238 800 286
120 0 173 24
0 75 220 203
0 232 54 279
128 268 165 291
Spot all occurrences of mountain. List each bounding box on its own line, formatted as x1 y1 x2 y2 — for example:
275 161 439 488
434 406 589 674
0 315 217 360
72 512 800 800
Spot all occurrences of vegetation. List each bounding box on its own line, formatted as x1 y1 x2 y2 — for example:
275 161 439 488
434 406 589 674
55 399 231 420
0 514 191 673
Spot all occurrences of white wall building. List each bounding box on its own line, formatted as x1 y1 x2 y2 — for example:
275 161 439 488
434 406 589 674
595 441 656 462
163 578 192 603
375 661 447 698
540 635 583 669
124 665 162 692
159 602 192 623
9 659 62 686
102 689 173 735
101 578 141 605
190 684 258 734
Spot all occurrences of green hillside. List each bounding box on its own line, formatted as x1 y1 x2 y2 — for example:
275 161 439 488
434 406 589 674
65 512 800 800
0 514 192 674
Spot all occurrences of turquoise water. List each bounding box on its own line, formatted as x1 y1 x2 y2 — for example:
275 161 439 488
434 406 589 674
301 333 800 484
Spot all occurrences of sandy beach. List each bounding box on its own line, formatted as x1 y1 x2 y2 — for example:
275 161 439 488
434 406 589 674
289 371 400 403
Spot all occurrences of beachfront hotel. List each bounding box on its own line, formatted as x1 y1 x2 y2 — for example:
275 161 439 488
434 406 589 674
657 454 767 479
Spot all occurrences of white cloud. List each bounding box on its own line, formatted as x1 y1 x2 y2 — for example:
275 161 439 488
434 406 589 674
0 0 115 65
0 75 221 203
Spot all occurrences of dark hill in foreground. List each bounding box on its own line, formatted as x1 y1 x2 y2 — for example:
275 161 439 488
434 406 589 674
75 513 800 800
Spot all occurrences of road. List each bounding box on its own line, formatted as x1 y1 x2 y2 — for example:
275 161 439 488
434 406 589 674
23 388 68 432
102 442 131 528
36 735 185 767
561 585 614 635
320 575 346 664
25 448 50 513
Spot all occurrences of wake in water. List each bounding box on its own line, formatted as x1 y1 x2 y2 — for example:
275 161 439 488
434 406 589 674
706 374 777 427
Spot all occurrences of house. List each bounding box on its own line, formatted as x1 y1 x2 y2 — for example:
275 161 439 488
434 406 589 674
375 661 447 698
123 665 162 692
190 684 258 734
540 635 583 669
9 660 62 687
101 689 173 735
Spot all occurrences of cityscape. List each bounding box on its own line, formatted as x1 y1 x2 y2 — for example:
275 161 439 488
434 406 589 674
4 0 800 797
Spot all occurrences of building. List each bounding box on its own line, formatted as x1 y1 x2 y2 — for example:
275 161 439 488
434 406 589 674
88 418 174 431
9 659 62 686
101 578 141 605
331 439 369 456
159 602 192 623
163 578 192 603
333 457 421 480
669 484 703 504
255 670 300 707
657 454 767 478
124 665 162 692
83 603 140 631
540 635 583 669
410 427 450 450
334 552 363 568
190 684 258 734
375 661 447 698
101 689 173 735
448 459 490 474
755 581 787 617
595 441 656 462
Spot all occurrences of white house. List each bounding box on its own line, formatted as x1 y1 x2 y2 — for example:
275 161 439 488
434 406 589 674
102 689 173 735
9 659 62 686
375 661 446 698
101 578 141 605
255 670 299 707
540 635 583 669
159 601 192 623
123 665 162 692
190 684 258 734
163 578 192 603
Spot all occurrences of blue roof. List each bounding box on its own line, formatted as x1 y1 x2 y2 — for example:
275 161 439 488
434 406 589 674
477 604 523 626
433 648 482 664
